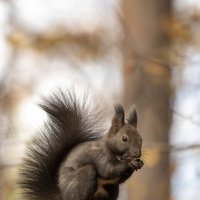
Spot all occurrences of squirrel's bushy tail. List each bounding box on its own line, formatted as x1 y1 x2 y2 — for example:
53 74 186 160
19 90 103 200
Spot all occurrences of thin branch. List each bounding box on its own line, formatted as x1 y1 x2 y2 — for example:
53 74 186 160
132 50 171 71
172 109 200 127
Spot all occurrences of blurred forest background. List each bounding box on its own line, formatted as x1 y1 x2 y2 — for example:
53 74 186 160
0 0 200 200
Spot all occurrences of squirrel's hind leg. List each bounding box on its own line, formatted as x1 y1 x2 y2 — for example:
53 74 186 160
104 184 119 200
58 165 97 200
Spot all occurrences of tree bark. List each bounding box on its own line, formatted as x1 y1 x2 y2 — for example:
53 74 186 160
121 0 172 200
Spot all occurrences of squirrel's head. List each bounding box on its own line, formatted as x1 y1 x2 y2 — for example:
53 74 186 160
106 104 142 160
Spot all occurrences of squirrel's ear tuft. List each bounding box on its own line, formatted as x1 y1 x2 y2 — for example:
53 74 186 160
114 104 125 128
108 104 125 137
127 105 137 127
114 104 125 118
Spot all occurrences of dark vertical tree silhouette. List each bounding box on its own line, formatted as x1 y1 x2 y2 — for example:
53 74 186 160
121 0 172 200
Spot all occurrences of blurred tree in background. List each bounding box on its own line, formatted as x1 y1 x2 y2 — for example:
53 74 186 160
121 0 171 200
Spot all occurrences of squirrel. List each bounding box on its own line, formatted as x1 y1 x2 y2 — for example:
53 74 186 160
19 90 144 200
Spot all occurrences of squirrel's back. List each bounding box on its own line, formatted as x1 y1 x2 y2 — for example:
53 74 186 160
19 90 104 200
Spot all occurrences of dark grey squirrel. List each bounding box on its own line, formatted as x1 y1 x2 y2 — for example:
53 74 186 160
19 90 144 200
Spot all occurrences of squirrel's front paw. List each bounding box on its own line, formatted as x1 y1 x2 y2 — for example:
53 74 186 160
127 158 144 171
134 158 144 170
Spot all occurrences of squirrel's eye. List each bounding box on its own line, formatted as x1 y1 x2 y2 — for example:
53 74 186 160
122 136 128 142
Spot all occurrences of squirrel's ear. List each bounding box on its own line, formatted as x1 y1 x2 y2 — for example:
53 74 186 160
108 104 125 137
127 105 137 127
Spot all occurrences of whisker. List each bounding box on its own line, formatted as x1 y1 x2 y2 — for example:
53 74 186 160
140 156 149 169
141 151 151 169
141 150 152 159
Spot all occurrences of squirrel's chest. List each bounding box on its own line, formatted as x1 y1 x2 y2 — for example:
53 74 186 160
94 177 120 197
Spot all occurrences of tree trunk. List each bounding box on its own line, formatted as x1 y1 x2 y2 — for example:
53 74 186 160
121 0 172 200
